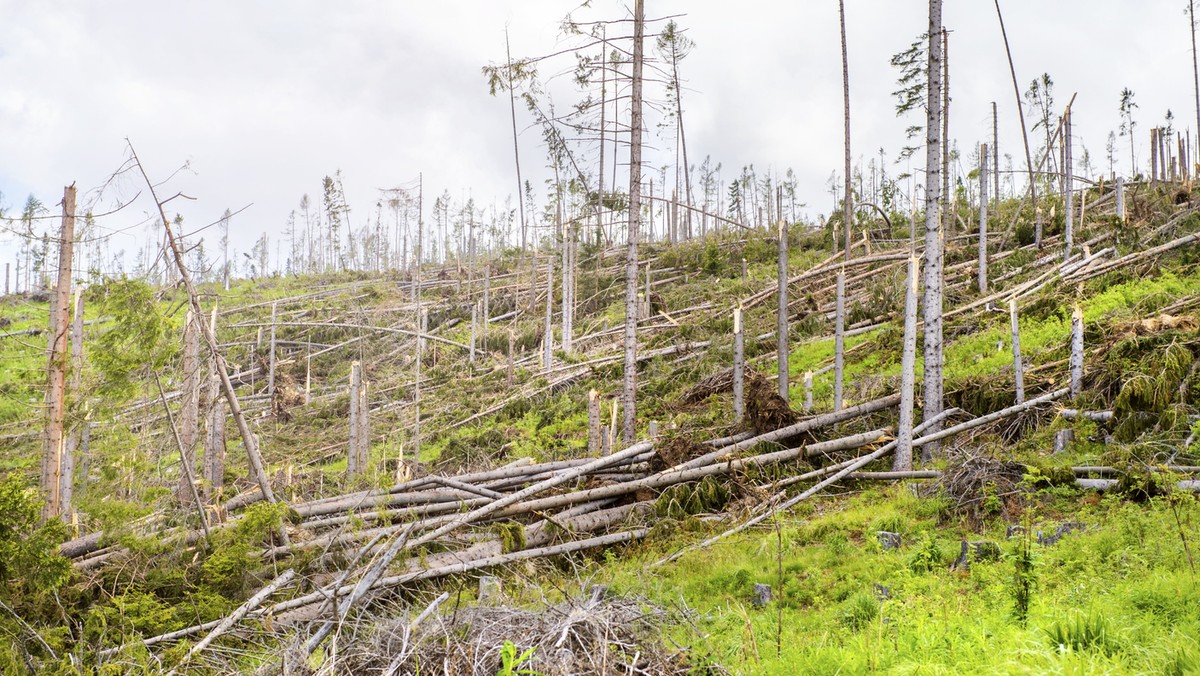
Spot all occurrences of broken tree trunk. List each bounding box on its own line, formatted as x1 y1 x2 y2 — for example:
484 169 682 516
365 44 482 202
42 183 74 521
178 309 201 505
1070 305 1084 398
1011 298 1025 404
733 307 745 423
348 361 367 477
1116 177 1126 223
587 390 601 455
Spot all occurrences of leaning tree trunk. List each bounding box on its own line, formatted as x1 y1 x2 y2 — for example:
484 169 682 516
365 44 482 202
922 0 945 449
623 0 645 445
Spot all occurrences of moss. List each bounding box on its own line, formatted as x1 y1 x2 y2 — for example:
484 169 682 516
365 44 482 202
495 521 527 554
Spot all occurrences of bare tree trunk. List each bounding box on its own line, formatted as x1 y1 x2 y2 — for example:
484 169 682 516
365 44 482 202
733 307 744 423
483 262 490 344
839 0 853 257
348 361 365 477
1193 0 1200 166
129 147 277 506
993 101 1001 200
803 370 813 413
506 327 514 387
205 352 226 503
42 184 74 520
506 32 526 253
267 302 277 398
994 0 1040 248
469 301 477 364
543 257 553 372
178 309 200 504
623 0 645 445
894 256 920 471
588 389 601 455
941 29 952 238
923 0 945 450
63 287 85 509
979 143 989 293
1063 107 1074 260
834 270 846 411
1152 128 1159 187
1116 176 1126 223
1010 298 1025 404
1070 305 1084 398
777 221 789 402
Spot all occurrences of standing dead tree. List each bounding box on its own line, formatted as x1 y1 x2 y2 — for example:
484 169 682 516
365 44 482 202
923 0 946 446
42 183 75 520
624 0 646 444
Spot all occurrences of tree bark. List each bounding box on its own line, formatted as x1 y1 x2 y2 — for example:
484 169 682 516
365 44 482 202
834 270 846 411
1070 305 1084 397
623 0 645 445
777 221 789 402
42 184 74 520
978 143 989 293
1063 107 1074 260
1010 298 1025 404
894 256 920 471
839 0 853 257
733 307 744 422
178 309 200 503
922 0 945 451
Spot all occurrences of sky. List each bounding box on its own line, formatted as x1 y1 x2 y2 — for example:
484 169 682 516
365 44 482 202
0 0 1194 278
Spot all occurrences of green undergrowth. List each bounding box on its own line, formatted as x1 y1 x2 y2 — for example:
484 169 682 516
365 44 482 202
593 483 1200 674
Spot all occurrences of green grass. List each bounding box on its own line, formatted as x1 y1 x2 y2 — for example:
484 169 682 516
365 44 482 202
592 485 1200 674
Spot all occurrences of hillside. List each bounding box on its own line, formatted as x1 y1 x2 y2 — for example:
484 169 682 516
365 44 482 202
1 181 1199 674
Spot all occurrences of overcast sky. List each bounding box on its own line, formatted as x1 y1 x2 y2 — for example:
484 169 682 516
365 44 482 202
0 1 1194 276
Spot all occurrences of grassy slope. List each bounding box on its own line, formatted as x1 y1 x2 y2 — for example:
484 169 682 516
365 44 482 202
1 186 1199 672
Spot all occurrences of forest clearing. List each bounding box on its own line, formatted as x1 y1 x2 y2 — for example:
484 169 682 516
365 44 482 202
2 1 1200 674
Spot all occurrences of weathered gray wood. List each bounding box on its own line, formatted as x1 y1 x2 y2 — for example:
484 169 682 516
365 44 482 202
1063 107 1074 260
895 256 920 471
674 394 899 472
587 389 601 455
834 269 845 411
1116 176 1126 223
803 370 813 413
1070 305 1084 397
543 257 553 372
1010 298 1025 404
348 361 364 476
469 301 477 364
777 222 790 401
1060 409 1113 422
733 307 745 422
978 143 989 293
178 309 200 504
205 350 226 503
623 0 645 446
164 569 295 673
267 302 277 397
922 0 945 454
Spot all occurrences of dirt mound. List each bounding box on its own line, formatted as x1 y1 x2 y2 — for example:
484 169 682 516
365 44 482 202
745 371 799 433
